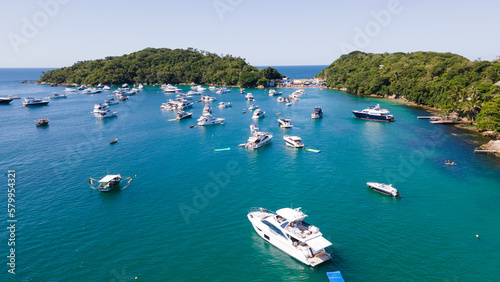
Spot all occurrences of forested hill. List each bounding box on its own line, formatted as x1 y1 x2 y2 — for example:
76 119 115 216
317 51 500 131
38 48 283 87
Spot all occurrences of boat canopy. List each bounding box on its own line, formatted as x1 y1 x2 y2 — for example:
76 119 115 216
99 175 120 183
305 236 332 252
276 208 307 222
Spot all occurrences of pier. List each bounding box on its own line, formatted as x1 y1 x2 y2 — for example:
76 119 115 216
474 149 499 154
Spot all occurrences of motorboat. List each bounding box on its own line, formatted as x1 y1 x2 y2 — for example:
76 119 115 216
22 97 50 106
218 102 232 108
284 135 304 148
162 84 181 93
278 118 293 128
248 104 258 111
245 93 254 101
208 86 217 91
105 98 119 105
277 97 290 103
122 83 129 88
250 123 259 134
245 131 272 149
161 100 177 110
366 182 400 197
311 106 323 119
95 174 122 192
187 91 201 95
7 95 21 99
201 95 216 102
352 104 394 122
202 104 212 116
247 207 332 267
177 100 193 110
177 93 193 100
64 88 76 92
95 109 117 119
103 85 111 90
293 89 306 95
197 115 225 126
176 110 193 120
289 93 300 101
49 92 67 98
35 119 49 126
252 109 265 119
0 97 14 104
269 89 282 96
78 85 86 90
138 84 144 89
93 103 109 113
117 94 128 101
191 85 206 92
239 88 245 94
216 89 224 94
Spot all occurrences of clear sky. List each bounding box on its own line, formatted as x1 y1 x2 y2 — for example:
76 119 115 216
1 0 499 68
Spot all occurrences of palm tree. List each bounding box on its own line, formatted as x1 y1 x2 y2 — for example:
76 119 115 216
459 87 482 122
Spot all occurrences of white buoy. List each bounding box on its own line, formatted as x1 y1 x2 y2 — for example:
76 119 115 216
476 234 479 238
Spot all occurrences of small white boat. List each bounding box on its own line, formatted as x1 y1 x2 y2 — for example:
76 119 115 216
250 123 259 134
208 86 217 91
245 131 272 149
104 98 119 105
239 88 245 94
245 93 254 101
0 97 14 104
289 93 300 101
367 182 401 197
176 110 193 120
252 109 265 119
218 102 232 108
197 115 225 126
247 207 331 267
248 104 258 111
162 84 181 93
78 85 86 90
22 97 50 106
269 89 282 96
201 95 216 102
293 89 306 95
284 135 304 148
202 104 212 116
277 97 290 103
122 83 129 88
311 106 323 119
96 110 117 119
93 103 109 113
7 95 21 99
103 85 111 90
278 118 293 128
216 89 224 94
49 92 67 98
64 88 76 92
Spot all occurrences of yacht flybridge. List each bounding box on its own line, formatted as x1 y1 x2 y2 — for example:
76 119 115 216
247 207 332 267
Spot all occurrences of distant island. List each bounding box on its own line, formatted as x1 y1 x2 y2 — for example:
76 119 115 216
317 51 500 133
38 47 283 88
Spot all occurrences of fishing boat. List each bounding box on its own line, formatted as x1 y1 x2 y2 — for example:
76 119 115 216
247 207 332 267
197 115 225 126
93 175 122 192
284 135 304 148
252 109 265 119
352 104 394 122
176 110 193 120
110 138 118 144
278 118 293 128
366 182 401 197
0 97 14 104
245 131 272 149
35 119 49 126
22 97 50 106
311 106 323 119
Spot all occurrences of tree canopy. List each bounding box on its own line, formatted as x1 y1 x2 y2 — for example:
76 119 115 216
38 48 283 88
317 51 500 131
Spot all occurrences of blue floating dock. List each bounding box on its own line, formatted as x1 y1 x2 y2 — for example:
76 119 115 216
327 271 345 282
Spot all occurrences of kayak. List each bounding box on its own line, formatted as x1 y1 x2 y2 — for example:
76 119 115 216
306 147 320 153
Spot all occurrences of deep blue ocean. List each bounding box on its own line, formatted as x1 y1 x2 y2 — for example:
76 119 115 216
1 68 500 281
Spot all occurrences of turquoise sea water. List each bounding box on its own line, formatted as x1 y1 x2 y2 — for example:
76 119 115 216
1 68 500 281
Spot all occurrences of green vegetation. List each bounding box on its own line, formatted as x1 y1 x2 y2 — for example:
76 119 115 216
39 48 283 88
317 51 500 131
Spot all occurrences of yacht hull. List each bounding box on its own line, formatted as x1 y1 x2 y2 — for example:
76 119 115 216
352 111 394 122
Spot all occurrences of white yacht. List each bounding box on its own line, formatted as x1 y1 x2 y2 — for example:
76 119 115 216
103 85 111 90
252 109 265 119
64 88 76 92
105 98 119 105
247 207 332 267
93 103 109 113
218 102 232 108
162 84 181 93
22 97 50 106
202 104 212 116
289 93 301 101
0 97 14 104
278 118 293 128
49 92 67 98
122 83 129 88
311 106 323 119
176 110 193 120
284 135 304 148
201 95 216 102
269 89 282 96
95 109 117 119
248 104 258 111
367 182 401 197
245 93 254 101
245 131 272 149
216 89 224 94
197 115 225 126
208 86 217 91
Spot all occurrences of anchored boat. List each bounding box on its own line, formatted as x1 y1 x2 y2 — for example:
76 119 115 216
367 182 401 197
248 207 332 267
353 104 394 122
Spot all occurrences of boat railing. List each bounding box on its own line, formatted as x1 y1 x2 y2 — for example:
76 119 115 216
248 207 275 214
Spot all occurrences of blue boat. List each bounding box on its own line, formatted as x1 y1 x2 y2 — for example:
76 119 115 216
352 104 394 122
327 271 345 282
